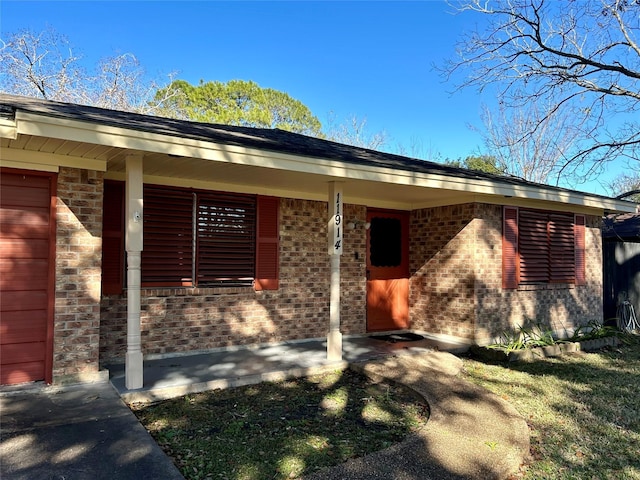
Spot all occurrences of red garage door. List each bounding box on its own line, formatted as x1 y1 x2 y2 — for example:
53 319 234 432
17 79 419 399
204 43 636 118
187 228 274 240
0 169 55 385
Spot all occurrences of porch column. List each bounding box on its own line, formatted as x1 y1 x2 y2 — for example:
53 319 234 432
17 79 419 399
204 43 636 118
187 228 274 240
125 154 144 389
327 182 343 361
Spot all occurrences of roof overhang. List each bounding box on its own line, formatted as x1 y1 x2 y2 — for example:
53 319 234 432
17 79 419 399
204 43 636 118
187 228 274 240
1 106 636 215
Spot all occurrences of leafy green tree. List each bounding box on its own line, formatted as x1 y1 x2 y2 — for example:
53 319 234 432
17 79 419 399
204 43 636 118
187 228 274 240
155 79 322 136
445 155 506 175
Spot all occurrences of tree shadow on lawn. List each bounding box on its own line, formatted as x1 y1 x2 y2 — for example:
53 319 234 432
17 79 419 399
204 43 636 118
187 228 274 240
131 368 429 480
463 341 640 479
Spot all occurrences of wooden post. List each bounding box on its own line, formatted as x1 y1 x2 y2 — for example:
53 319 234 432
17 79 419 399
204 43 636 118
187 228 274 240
125 154 144 390
327 182 343 362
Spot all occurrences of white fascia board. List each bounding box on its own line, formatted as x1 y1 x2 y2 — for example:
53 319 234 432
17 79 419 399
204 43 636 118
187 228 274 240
0 118 17 139
0 159 59 173
106 173 414 210
462 194 631 216
139 174 330 203
16 111 635 214
1 146 107 172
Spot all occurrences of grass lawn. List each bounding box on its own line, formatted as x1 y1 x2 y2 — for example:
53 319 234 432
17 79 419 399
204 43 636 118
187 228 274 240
462 337 640 479
131 369 429 480
133 337 640 480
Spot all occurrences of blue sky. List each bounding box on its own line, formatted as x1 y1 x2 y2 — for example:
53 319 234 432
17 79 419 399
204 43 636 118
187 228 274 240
0 1 619 195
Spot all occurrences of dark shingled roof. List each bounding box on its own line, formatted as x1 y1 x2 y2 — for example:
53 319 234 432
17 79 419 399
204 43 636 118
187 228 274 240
0 94 619 202
603 213 640 240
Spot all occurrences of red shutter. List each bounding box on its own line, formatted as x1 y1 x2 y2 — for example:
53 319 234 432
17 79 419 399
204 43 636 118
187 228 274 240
574 214 586 285
502 206 519 289
549 212 575 283
101 180 125 294
255 196 280 291
519 209 550 283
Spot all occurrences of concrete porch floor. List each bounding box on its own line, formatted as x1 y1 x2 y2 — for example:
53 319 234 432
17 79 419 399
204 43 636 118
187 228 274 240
107 334 470 403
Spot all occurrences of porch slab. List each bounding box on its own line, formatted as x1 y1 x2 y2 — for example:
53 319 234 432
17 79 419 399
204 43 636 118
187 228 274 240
107 334 468 403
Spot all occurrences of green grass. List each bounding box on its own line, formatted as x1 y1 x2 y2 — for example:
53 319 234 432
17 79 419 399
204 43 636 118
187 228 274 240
462 337 640 479
133 339 640 480
131 369 428 480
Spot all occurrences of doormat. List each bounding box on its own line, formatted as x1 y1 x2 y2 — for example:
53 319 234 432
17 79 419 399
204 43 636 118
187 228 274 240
371 332 425 343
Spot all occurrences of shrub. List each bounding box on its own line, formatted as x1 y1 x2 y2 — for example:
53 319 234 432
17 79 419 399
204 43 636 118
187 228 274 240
487 320 621 352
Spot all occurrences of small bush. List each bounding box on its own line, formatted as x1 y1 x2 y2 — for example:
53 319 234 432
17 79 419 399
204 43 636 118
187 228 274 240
487 322 559 352
568 320 619 342
487 320 621 352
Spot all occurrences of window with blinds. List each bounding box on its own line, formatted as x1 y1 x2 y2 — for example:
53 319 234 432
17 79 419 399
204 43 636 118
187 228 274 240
196 193 256 285
143 186 194 286
100 182 279 292
502 206 585 288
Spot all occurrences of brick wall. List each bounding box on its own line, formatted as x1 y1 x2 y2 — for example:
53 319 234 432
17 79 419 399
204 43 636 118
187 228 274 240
471 204 508 341
472 205 603 343
99 198 368 364
54 167 104 382
409 204 477 340
410 203 603 345
340 203 368 333
99 196 603 361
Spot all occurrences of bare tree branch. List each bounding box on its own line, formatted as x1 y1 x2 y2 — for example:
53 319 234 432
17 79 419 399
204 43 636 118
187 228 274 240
324 112 388 150
444 0 640 177
0 27 177 114
608 167 640 202
475 99 584 185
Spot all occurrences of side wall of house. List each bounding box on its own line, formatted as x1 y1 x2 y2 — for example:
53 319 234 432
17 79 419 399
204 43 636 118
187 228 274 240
409 203 603 345
99 199 368 364
54 167 105 382
471 205 604 343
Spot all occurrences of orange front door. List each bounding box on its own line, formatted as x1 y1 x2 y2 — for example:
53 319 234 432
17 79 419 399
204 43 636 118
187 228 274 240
366 209 410 332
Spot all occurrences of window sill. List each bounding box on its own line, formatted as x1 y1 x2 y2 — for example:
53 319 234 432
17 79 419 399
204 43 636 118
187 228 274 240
517 283 575 292
136 285 256 297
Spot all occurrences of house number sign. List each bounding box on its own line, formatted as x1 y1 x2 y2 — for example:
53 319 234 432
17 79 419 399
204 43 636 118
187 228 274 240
328 183 343 256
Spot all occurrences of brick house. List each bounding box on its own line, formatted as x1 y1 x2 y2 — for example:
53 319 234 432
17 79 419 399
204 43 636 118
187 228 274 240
0 94 634 388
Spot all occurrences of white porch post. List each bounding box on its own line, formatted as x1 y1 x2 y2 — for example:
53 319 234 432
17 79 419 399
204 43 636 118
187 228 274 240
125 154 144 389
327 182 343 361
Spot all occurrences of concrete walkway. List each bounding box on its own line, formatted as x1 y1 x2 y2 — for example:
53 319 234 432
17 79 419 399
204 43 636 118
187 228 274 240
0 382 183 480
306 352 530 480
1 336 529 480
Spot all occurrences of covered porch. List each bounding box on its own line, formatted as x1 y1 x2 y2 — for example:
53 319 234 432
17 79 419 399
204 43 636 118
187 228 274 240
107 333 468 403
